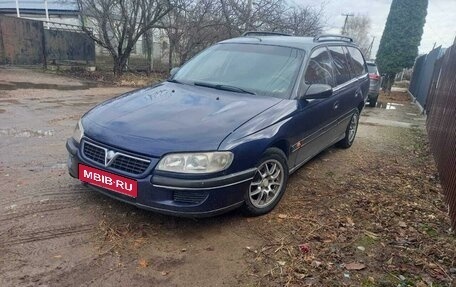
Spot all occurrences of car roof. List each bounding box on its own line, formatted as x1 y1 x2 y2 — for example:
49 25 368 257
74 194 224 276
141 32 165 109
220 35 359 51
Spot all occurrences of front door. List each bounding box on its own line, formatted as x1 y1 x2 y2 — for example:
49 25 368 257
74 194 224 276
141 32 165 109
290 47 340 168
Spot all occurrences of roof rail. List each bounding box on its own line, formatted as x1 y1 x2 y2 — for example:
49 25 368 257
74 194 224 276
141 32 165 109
242 31 292 37
314 34 353 43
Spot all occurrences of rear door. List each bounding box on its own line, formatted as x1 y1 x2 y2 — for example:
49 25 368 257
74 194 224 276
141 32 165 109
346 46 370 100
327 45 361 138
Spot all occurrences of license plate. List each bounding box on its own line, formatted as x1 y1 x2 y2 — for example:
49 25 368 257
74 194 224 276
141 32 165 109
78 164 138 198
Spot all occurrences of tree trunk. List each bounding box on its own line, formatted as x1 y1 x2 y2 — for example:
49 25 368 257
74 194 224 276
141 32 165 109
113 56 128 76
386 73 396 93
168 40 174 72
144 30 154 76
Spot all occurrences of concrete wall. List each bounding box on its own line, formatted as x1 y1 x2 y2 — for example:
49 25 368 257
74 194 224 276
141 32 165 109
0 16 44 65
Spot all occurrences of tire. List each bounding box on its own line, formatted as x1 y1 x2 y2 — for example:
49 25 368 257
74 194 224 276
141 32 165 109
242 148 289 216
369 96 377 107
336 110 360 149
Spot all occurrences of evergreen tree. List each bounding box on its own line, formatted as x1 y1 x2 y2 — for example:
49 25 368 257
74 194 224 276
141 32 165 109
376 0 428 90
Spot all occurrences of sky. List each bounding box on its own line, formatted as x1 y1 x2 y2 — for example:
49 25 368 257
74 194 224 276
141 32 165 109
296 0 456 58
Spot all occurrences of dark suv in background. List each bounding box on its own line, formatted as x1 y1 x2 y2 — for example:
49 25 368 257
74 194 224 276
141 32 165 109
366 61 381 107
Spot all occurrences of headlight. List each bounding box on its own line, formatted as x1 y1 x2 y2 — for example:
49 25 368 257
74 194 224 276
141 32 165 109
157 152 233 173
72 119 84 143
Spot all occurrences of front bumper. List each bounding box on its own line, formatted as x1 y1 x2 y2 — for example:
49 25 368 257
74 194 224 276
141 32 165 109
66 138 255 217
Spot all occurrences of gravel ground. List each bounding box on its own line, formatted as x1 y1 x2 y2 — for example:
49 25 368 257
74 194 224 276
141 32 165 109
0 67 453 286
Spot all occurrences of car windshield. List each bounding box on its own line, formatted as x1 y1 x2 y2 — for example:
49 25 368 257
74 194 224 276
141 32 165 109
367 64 378 74
173 43 305 99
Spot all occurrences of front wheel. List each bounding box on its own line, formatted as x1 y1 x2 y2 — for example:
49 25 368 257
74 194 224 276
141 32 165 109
336 110 360 149
242 148 289 216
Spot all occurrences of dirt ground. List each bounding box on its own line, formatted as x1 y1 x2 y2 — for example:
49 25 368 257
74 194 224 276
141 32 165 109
0 67 454 286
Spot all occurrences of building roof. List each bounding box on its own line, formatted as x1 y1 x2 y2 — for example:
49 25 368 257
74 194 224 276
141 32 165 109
0 0 79 15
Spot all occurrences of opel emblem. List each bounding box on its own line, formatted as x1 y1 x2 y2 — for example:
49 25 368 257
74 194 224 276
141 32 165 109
106 150 115 160
105 150 116 166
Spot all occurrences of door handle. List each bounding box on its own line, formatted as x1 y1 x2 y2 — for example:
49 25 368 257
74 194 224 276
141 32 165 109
333 102 339 110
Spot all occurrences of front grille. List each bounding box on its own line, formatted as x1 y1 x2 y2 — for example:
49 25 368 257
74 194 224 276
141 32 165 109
110 154 150 174
82 141 150 175
173 191 208 204
83 142 105 164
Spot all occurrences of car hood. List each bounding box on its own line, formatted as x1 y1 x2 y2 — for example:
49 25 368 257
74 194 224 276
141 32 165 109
83 82 281 157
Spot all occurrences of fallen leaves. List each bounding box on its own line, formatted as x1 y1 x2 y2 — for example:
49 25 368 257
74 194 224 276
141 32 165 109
344 262 366 271
138 259 149 268
277 260 286 266
298 244 311 254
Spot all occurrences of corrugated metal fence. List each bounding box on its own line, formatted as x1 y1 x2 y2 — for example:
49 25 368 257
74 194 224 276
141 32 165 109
0 15 95 65
409 46 446 109
424 42 456 230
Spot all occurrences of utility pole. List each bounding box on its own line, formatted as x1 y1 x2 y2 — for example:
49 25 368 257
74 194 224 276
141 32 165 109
15 0 20 17
366 36 376 60
246 0 253 31
44 0 50 29
341 13 354 34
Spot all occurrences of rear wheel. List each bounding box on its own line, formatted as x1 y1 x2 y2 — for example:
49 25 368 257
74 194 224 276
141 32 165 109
242 148 288 216
336 110 360 149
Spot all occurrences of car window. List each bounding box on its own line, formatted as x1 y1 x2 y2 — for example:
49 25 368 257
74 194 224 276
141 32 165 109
304 47 335 87
347 46 367 76
367 64 378 74
328 46 352 86
174 43 305 99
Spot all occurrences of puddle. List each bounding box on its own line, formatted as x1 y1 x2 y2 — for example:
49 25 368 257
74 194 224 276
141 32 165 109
376 102 404 110
38 99 97 107
0 99 21 104
360 118 414 128
0 128 54 137
0 81 97 91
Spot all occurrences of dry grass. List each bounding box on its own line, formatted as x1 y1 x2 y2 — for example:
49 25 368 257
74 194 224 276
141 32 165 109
243 127 455 286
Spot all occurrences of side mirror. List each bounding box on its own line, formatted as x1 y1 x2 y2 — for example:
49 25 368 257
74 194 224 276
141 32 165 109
302 84 333 99
170 67 180 77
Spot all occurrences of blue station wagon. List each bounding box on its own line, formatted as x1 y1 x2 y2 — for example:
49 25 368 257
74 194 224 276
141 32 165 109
66 33 369 217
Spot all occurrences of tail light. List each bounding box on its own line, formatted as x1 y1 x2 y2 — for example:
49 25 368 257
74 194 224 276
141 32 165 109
369 73 380 80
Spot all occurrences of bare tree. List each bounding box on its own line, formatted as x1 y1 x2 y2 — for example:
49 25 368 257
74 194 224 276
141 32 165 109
220 0 286 36
164 0 225 67
280 5 324 36
341 14 371 55
165 0 326 68
77 0 174 75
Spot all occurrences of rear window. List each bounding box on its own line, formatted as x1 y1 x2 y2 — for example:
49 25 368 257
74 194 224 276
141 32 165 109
327 46 352 86
367 64 378 74
347 47 367 76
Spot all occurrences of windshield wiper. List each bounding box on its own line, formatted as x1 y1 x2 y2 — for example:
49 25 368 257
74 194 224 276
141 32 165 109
167 78 183 84
193 81 256 95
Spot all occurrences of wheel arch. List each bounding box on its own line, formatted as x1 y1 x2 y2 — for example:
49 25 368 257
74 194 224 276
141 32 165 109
269 139 290 159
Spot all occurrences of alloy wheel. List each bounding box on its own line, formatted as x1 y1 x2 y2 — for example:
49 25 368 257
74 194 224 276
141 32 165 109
348 113 359 143
249 159 284 208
